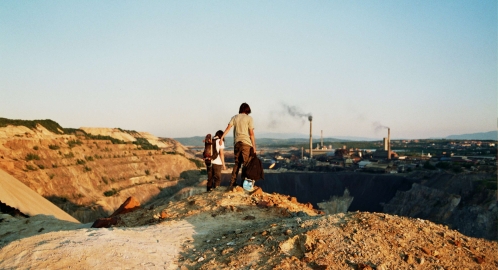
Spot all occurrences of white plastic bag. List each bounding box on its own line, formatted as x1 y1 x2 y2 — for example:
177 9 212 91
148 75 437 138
242 179 255 191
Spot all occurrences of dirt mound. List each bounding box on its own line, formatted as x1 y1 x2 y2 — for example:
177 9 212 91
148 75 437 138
0 169 79 223
107 187 498 269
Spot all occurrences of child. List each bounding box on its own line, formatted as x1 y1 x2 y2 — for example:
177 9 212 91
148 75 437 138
207 130 226 191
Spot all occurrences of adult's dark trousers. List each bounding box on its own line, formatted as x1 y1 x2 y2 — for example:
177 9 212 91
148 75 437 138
230 141 252 187
207 164 222 191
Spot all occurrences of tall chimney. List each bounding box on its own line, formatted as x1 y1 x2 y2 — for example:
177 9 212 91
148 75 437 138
309 116 313 159
387 128 391 160
321 130 323 149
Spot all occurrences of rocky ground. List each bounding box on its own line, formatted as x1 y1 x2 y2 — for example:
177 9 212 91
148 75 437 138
1 186 497 269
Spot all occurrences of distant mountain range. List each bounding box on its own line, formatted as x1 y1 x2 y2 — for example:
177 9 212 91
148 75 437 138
174 131 498 146
173 133 377 147
444 130 497 140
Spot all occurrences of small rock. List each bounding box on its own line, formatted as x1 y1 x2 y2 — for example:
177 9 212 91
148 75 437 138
318 239 325 245
421 247 432 255
418 257 425 265
284 229 292 236
475 255 485 264
405 253 415 264
357 263 372 270
376 263 388 270
227 241 236 246
197 257 204 262
235 229 242 234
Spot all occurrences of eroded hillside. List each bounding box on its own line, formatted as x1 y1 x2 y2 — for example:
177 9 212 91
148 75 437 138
0 122 200 223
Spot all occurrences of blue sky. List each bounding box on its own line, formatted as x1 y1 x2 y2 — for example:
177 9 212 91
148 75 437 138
1 1 496 139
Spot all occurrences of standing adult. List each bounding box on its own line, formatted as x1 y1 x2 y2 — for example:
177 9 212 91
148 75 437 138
220 102 256 188
206 130 226 192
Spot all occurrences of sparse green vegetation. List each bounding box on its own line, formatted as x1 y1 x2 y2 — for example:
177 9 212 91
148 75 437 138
103 188 118 197
37 164 45 169
435 162 451 170
102 176 109 185
62 128 85 135
25 153 40 161
48 173 55 179
67 139 83 148
133 138 159 150
86 134 126 144
76 159 86 165
0 118 64 134
85 156 94 161
83 166 92 172
25 164 37 171
64 152 75 158
33 146 39 150
49 144 60 150
145 169 150 175
423 161 436 170
475 179 497 191
189 158 204 168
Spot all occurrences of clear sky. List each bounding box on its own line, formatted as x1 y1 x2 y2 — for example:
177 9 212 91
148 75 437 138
1 1 496 140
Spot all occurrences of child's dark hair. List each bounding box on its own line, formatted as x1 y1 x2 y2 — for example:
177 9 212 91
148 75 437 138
215 130 224 141
239 103 251 114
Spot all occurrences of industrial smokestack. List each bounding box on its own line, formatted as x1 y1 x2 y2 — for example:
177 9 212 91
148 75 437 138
387 128 391 160
321 130 323 149
309 115 313 159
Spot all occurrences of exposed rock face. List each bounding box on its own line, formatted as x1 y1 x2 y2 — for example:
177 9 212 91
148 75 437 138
317 188 354 215
248 172 415 212
236 171 496 240
383 176 498 240
0 124 199 223
382 183 461 221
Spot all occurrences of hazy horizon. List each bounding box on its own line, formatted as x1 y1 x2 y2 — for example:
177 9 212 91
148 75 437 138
1 1 496 139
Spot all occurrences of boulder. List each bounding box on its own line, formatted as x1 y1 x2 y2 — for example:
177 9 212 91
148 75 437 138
109 197 141 217
91 217 119 228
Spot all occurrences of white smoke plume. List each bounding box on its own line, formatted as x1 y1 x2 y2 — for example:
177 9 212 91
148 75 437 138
282 103 312 121
268 103 312 129
372 121 389 133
